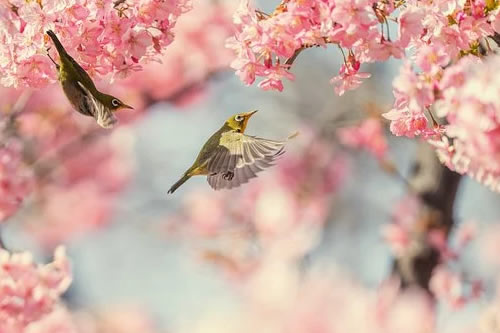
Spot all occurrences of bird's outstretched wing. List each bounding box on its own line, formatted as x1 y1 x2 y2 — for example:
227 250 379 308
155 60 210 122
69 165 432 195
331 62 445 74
76 82 117 128
206 132 286 190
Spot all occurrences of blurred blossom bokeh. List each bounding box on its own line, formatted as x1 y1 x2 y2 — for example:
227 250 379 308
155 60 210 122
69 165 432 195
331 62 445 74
2 1 500 333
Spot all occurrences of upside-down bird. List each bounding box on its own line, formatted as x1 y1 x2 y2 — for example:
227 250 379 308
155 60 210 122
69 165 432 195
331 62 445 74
46 30 133 128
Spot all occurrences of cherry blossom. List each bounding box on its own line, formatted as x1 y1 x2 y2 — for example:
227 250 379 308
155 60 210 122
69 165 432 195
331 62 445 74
381 195 421 257
120 1 234 102
24 306 78 333
430 266 483 309
226 0 385 94
0 87 135 248
0 0 192 88
225 0 500 192
0 0 234 249
185 257 438 333
330 57 371 96
0 139 33 223
2 1 500 332
23 304 164 333
338 117 388 160
430 55 500 192
0 246 71 331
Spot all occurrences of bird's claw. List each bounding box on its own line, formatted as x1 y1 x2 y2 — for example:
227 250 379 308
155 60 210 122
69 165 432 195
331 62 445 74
222 171 234 181
46 47 59 69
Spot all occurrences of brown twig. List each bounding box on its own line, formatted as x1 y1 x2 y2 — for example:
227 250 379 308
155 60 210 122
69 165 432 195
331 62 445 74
285 47 309 66
284 38 333 67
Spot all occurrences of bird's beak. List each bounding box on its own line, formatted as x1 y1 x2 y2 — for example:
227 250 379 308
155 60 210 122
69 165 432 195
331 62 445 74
120 104 134 110
246 109 258 117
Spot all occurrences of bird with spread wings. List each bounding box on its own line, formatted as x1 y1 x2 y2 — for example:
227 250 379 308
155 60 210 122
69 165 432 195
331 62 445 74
168 110 296 193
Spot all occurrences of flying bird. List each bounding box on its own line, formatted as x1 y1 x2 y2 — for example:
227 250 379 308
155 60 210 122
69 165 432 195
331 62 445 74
168 110 295 193
46 30 133 128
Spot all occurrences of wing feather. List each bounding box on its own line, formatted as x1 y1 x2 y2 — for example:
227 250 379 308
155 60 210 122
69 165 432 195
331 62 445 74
242 164 256 180
249 163 262 174
227 143 240 170
207 147 225 171
76 82 117 128
242 142 253 164
206 132 288 190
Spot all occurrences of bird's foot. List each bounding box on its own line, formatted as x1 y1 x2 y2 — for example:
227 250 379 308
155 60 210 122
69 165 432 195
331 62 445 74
222 171 234 181
46 47 60 69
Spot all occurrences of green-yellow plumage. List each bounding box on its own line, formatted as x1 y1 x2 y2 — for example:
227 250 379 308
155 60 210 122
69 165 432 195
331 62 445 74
168 110 294 194
46 30 133 128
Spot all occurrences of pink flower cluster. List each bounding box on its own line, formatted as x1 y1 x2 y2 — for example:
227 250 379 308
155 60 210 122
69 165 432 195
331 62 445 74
227 0 500 192
430 265 483 309
0 85 134 248
186 251 438 333
121 1 234 103
368 0 500 191
23 304 164 333
226 0 402 93
227 0 500 97
0 0 191 88
382 62 439 138
381 195 421 257
383 11 492 140
0 139 33 222
428 221 483 309
0 246 72 332
337 117 388 160
430 55 500 192
22 128 134 249
382 53 500 192
0 0 236 249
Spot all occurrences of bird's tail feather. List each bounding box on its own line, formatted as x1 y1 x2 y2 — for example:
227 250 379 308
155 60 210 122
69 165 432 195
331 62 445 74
46 30 67 56
167 174 191 194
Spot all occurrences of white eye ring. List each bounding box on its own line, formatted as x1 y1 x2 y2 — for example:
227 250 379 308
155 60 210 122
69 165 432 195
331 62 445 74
111 99 120 107
235 115 243 121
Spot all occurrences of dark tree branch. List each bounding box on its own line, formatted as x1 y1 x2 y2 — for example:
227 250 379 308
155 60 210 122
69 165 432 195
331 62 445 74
392 142 462 292
285 47 308 66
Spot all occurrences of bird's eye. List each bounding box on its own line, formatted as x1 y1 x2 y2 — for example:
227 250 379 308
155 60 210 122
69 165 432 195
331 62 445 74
235 115 243 122
111 99 120 107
